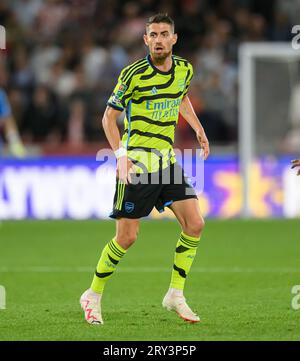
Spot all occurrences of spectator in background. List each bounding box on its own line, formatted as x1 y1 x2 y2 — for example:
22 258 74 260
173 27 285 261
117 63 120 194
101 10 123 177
116 2 145 49
11 0 42 29
268 11 291 41
176 0 205 53
22 84 66 142
233 7 251 42
276 0 300 29
10 46 35 94
35 0 69 40
47 59 77 98
66 98 85 146
80 31 108 87
30 38 62 84
246 14 266 41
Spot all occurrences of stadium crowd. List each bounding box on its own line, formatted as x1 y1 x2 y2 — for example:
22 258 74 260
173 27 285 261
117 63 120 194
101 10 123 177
0 0 297 153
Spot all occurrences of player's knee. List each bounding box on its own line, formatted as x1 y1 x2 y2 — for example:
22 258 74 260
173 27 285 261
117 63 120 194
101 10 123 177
127 229 138 246
185 217 205 238
124 233 137 249
117 228 139 249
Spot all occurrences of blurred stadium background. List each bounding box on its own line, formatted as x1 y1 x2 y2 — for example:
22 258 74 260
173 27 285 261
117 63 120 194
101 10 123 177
1 0 300 341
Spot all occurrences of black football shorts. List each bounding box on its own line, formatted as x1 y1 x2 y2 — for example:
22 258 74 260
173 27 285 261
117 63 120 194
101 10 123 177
109 162 197 219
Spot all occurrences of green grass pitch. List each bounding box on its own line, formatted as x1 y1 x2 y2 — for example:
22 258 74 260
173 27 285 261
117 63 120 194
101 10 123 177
0 219 299 341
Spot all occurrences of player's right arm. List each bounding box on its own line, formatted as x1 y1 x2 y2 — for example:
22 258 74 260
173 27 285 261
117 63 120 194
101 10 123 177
102 106 133 184
103 63 139 184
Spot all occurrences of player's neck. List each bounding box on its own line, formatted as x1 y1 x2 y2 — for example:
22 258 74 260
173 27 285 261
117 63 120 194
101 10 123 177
149 54 173 72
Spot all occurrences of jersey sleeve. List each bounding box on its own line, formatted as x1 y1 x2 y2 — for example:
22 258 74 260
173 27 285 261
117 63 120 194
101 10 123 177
107 67 135 112
182 63 194 97
0 89 12 121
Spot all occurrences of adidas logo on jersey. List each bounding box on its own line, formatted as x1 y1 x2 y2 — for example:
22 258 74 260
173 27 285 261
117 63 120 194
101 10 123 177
151 87 158 94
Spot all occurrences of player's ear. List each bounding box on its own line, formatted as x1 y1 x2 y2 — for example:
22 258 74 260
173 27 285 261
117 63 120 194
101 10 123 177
143 34 149 46
172 33 178 45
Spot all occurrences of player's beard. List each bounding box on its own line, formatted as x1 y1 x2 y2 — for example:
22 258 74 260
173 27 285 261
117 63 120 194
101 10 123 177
151 49 172 64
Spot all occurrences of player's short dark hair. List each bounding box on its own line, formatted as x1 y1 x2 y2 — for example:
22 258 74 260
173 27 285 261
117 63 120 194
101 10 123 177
146 13 175 33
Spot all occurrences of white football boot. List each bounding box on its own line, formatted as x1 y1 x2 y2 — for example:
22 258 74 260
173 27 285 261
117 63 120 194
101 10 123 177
162 291 200 323
80 289 103 325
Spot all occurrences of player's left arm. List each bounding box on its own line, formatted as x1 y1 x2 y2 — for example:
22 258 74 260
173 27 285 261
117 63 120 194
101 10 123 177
179 95 210 159
291 159 300 176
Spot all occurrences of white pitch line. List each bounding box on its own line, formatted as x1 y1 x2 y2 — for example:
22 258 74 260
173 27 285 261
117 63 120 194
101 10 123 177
0 267 299 273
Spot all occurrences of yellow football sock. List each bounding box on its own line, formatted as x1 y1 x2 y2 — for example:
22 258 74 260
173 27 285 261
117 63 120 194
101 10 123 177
170 232 201 290
91 237 126 294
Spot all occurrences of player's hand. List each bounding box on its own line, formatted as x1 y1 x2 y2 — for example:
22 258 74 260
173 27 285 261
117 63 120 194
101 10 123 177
117 156 134 184
196 130 210 160
291 159 300 176
9 140 26 158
